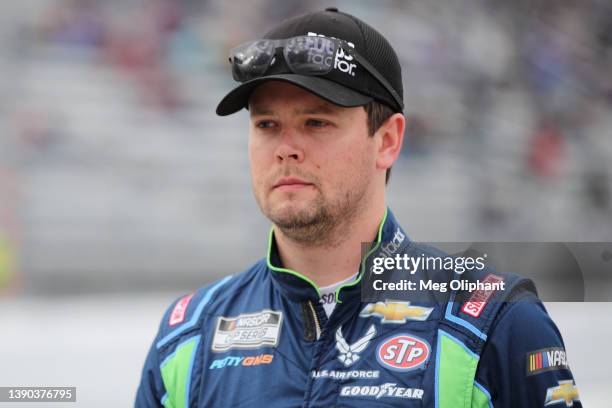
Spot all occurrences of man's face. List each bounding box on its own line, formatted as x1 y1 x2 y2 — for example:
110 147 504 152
248 81 378 244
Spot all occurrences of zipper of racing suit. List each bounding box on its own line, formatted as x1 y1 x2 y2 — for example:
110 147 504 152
300 300 322 341
301 299 327 407
308 300 322 340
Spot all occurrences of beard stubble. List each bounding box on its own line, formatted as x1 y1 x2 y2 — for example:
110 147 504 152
258 166 371 247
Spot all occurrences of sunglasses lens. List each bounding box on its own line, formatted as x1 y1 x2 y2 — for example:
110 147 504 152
230 40 275 81
284 36 336 75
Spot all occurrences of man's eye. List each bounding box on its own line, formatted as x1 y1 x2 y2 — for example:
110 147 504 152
306 119 329 128
256 120 276 129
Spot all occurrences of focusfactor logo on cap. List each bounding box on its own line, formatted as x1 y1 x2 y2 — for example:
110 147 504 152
307 32 357 76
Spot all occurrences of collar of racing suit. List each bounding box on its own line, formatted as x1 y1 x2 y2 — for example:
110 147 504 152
266 207 409 306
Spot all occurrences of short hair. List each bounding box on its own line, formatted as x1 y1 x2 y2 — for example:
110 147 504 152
364 101 397 184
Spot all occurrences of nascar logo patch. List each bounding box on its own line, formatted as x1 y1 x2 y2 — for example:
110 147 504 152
527 347 569 376
211 310 283 352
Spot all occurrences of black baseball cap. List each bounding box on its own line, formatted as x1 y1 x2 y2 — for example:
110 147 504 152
216 7 403 116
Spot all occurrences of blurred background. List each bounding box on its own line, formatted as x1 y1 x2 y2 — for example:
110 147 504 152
0 0 610 406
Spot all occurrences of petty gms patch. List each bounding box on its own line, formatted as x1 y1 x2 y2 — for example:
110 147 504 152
209 354 274 370
376 334 430 371
211 310 283 352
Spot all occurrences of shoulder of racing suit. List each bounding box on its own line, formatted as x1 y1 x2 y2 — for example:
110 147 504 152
397 241 580 407
154 260 268 354
135 260 269 408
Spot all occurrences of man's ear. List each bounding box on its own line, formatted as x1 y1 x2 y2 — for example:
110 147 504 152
375 113 405 172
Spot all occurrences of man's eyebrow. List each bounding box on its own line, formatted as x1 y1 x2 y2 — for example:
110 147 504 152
249 105 274 116
294 104 339 115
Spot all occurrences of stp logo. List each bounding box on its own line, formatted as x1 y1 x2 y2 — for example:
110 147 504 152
376 334 430 371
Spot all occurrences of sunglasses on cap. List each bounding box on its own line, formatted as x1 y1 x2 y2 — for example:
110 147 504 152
228 35 403 111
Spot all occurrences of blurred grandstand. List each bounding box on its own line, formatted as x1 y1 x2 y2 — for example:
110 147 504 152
0 0 611 294
0 0 610 406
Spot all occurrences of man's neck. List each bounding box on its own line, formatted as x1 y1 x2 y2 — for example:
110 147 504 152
273 205 386 288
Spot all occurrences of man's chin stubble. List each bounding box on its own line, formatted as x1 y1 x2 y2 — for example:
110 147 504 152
267 202 334 247
265 187 368 248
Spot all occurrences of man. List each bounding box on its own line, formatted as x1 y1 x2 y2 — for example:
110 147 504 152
136 8 581 407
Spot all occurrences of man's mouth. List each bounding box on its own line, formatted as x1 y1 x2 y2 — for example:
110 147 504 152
272 177 314 192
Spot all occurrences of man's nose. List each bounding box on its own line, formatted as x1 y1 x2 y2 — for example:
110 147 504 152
275 130 304 163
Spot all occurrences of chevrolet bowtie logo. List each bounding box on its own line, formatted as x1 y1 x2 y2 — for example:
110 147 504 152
545 380 580 407
360 301 433 323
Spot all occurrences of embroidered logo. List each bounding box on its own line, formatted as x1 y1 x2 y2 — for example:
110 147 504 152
336 324 377 367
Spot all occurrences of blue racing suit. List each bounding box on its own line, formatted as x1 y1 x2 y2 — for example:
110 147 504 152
135 208 581 407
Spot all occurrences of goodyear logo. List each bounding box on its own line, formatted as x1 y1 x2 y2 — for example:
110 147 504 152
360 301 433 323
340 383 424 400
544 380 580 407
527 347 569 376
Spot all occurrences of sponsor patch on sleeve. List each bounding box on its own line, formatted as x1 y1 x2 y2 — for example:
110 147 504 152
169 293 194 326
211 310 283 352
526 347 569 376
544 379 579 407
460 274 505 318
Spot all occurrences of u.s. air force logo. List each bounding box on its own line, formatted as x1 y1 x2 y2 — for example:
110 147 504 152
211 310 283 352
336 325 376 367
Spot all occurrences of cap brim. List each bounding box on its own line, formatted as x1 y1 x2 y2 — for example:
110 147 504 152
216 74 373 116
